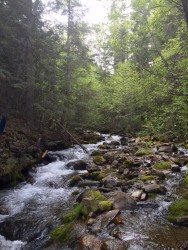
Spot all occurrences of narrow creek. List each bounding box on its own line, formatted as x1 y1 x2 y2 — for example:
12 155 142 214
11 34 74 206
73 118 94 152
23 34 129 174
0 133 188 250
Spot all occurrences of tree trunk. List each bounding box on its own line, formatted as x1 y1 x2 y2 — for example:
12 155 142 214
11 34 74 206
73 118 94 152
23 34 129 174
181 0 188 28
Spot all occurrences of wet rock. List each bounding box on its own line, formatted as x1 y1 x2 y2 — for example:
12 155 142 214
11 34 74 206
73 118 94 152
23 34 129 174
102 175 117 189
171 164 180 172
45 140 68 151
82 198 100 213
103 152 115 163
110 141 120 146
78 235 102 250
120 137 128 146
151 169 166 180
93 156 106 165
78 181 101 188
87 163 101 173
140 192 147 201
137 201 159 209
98 187 114 193
157 145 172 153
102 238 128 250
144 184 167 194
90 216 102 233
106 191 137 211
110 225 124 240
66 160 88 170
0 206 9 215
101 210 120 227
131 190 143 200
172 216 188 226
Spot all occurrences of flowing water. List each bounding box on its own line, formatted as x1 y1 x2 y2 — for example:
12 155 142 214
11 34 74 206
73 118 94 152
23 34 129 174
0 134 188 249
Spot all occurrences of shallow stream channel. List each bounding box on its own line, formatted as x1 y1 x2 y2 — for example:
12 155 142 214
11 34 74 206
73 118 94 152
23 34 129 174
0 133 188 250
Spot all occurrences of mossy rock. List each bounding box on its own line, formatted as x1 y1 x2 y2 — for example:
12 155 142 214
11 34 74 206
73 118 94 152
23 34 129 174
183 173 188 187
63 203 89 223
168 198 188 223
153 161 173 170
86 190 106 201
72 190 80 196
91 150 101 156
140 175 155 182
135 148 153 156
99 201 113 211
90 171 107 181
148 193 157 199
123 160 134 168
69 175 82 187
93 156 106 165
51 223 73 243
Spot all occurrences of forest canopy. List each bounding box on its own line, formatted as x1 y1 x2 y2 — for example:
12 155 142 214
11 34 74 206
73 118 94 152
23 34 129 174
0 0 187 141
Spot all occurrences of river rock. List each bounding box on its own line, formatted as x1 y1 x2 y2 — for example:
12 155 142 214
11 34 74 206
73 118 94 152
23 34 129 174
101 210 120 227
110 141 120 146
102 238 128 250
131 190 143 200
120 137 128 146
87 163 101 173
172 216 188 226
78 181 100 188
78 235 102 250
170 164 180 172
143 184 167 194
90 215 102 233
66 160 88 170
106 191 137 210
103 152 115 163
102 175 117 188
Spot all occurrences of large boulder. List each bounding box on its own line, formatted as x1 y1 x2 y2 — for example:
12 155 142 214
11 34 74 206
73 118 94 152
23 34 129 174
66 160 88 170
143 184 167 194
106 191 137 211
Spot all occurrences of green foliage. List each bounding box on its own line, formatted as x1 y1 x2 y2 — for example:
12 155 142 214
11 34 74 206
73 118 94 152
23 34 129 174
135 148 153 156
168 199 188 222
99 201 113 211
153 161 173 170
62 203 89 223
51 223 73 243
69 175 82 187
140 175 155 181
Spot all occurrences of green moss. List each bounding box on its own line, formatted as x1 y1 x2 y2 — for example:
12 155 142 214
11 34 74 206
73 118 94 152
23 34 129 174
91 150 101 156
168 199 188 222
71 190 79 196
87 190 106 201
140 175 155 181
135 148 153 156
51 223 73 243
90 171 107 181
148 193 157 199
182 192 188 199
153 161 173 170
63 203 89 223
123 160 134 168
93 156 105 165
183 173 188 187
69 175 82 187
99 201 113 211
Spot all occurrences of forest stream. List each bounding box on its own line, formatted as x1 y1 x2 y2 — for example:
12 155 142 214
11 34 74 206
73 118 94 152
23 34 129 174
0 133 188 250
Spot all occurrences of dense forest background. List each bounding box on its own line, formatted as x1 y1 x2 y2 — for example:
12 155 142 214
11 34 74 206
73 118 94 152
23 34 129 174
0 0 187 141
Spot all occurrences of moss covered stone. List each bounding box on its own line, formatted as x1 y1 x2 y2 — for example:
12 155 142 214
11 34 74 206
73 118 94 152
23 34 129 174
153 161 173 170
90 171 107 181
69 175 82 187
63 203 89 223
140 175 155 182
135 148 153 156
123 160 134 168
51 223 73 243
99 201 113 211
93 156 106 165
168 199 188 223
